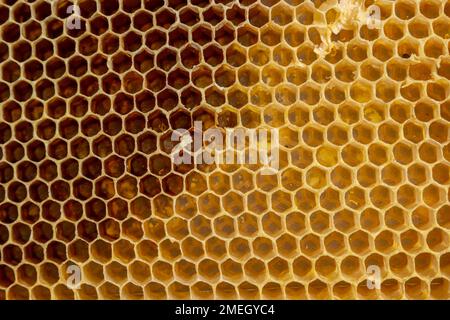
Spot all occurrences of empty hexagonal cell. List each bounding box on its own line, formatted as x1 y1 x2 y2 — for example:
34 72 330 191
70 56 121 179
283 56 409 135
300 234 322 258
413 254 438 283
307 279 330 300
195 258 219 283
429 277 449 300
425 227 449 252
172 259 195 283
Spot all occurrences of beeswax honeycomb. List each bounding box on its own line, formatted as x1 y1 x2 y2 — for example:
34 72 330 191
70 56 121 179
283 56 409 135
0 0 449 300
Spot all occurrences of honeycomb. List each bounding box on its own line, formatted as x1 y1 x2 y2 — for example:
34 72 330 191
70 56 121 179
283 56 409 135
0 0 449 300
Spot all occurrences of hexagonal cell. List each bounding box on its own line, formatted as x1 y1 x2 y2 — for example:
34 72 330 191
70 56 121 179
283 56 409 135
307 279 330 300
242 258 266 283
302 126 324 148
400 228 423 254
430 278 449 300
157 89 179 111
189 23 211 45
168 193 193 218
215 24 236 46
273 45 295 67
177 6 198 25
218 190 243 216
130 51 152 74
3 101 22 125
154 7 175 28
425 227 449 252
122 261 149 288
184 212 209 239
423 184 445 208
2 60 21 83
331 281 354 300
423 35 445 58
143 24 167 48
299 234 322 258
142 281 167 300
195 258 219 283
127 196 150 221
374 230 398 255
384 16 406 41
413 253 438 281
339 255 364 281
236 24 258 47
248 208 276 236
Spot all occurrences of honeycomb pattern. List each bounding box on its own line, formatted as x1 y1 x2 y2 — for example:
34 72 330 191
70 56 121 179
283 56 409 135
0 0 449 300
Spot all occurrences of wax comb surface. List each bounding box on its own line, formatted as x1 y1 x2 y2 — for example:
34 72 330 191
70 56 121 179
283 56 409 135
0 0 449 300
